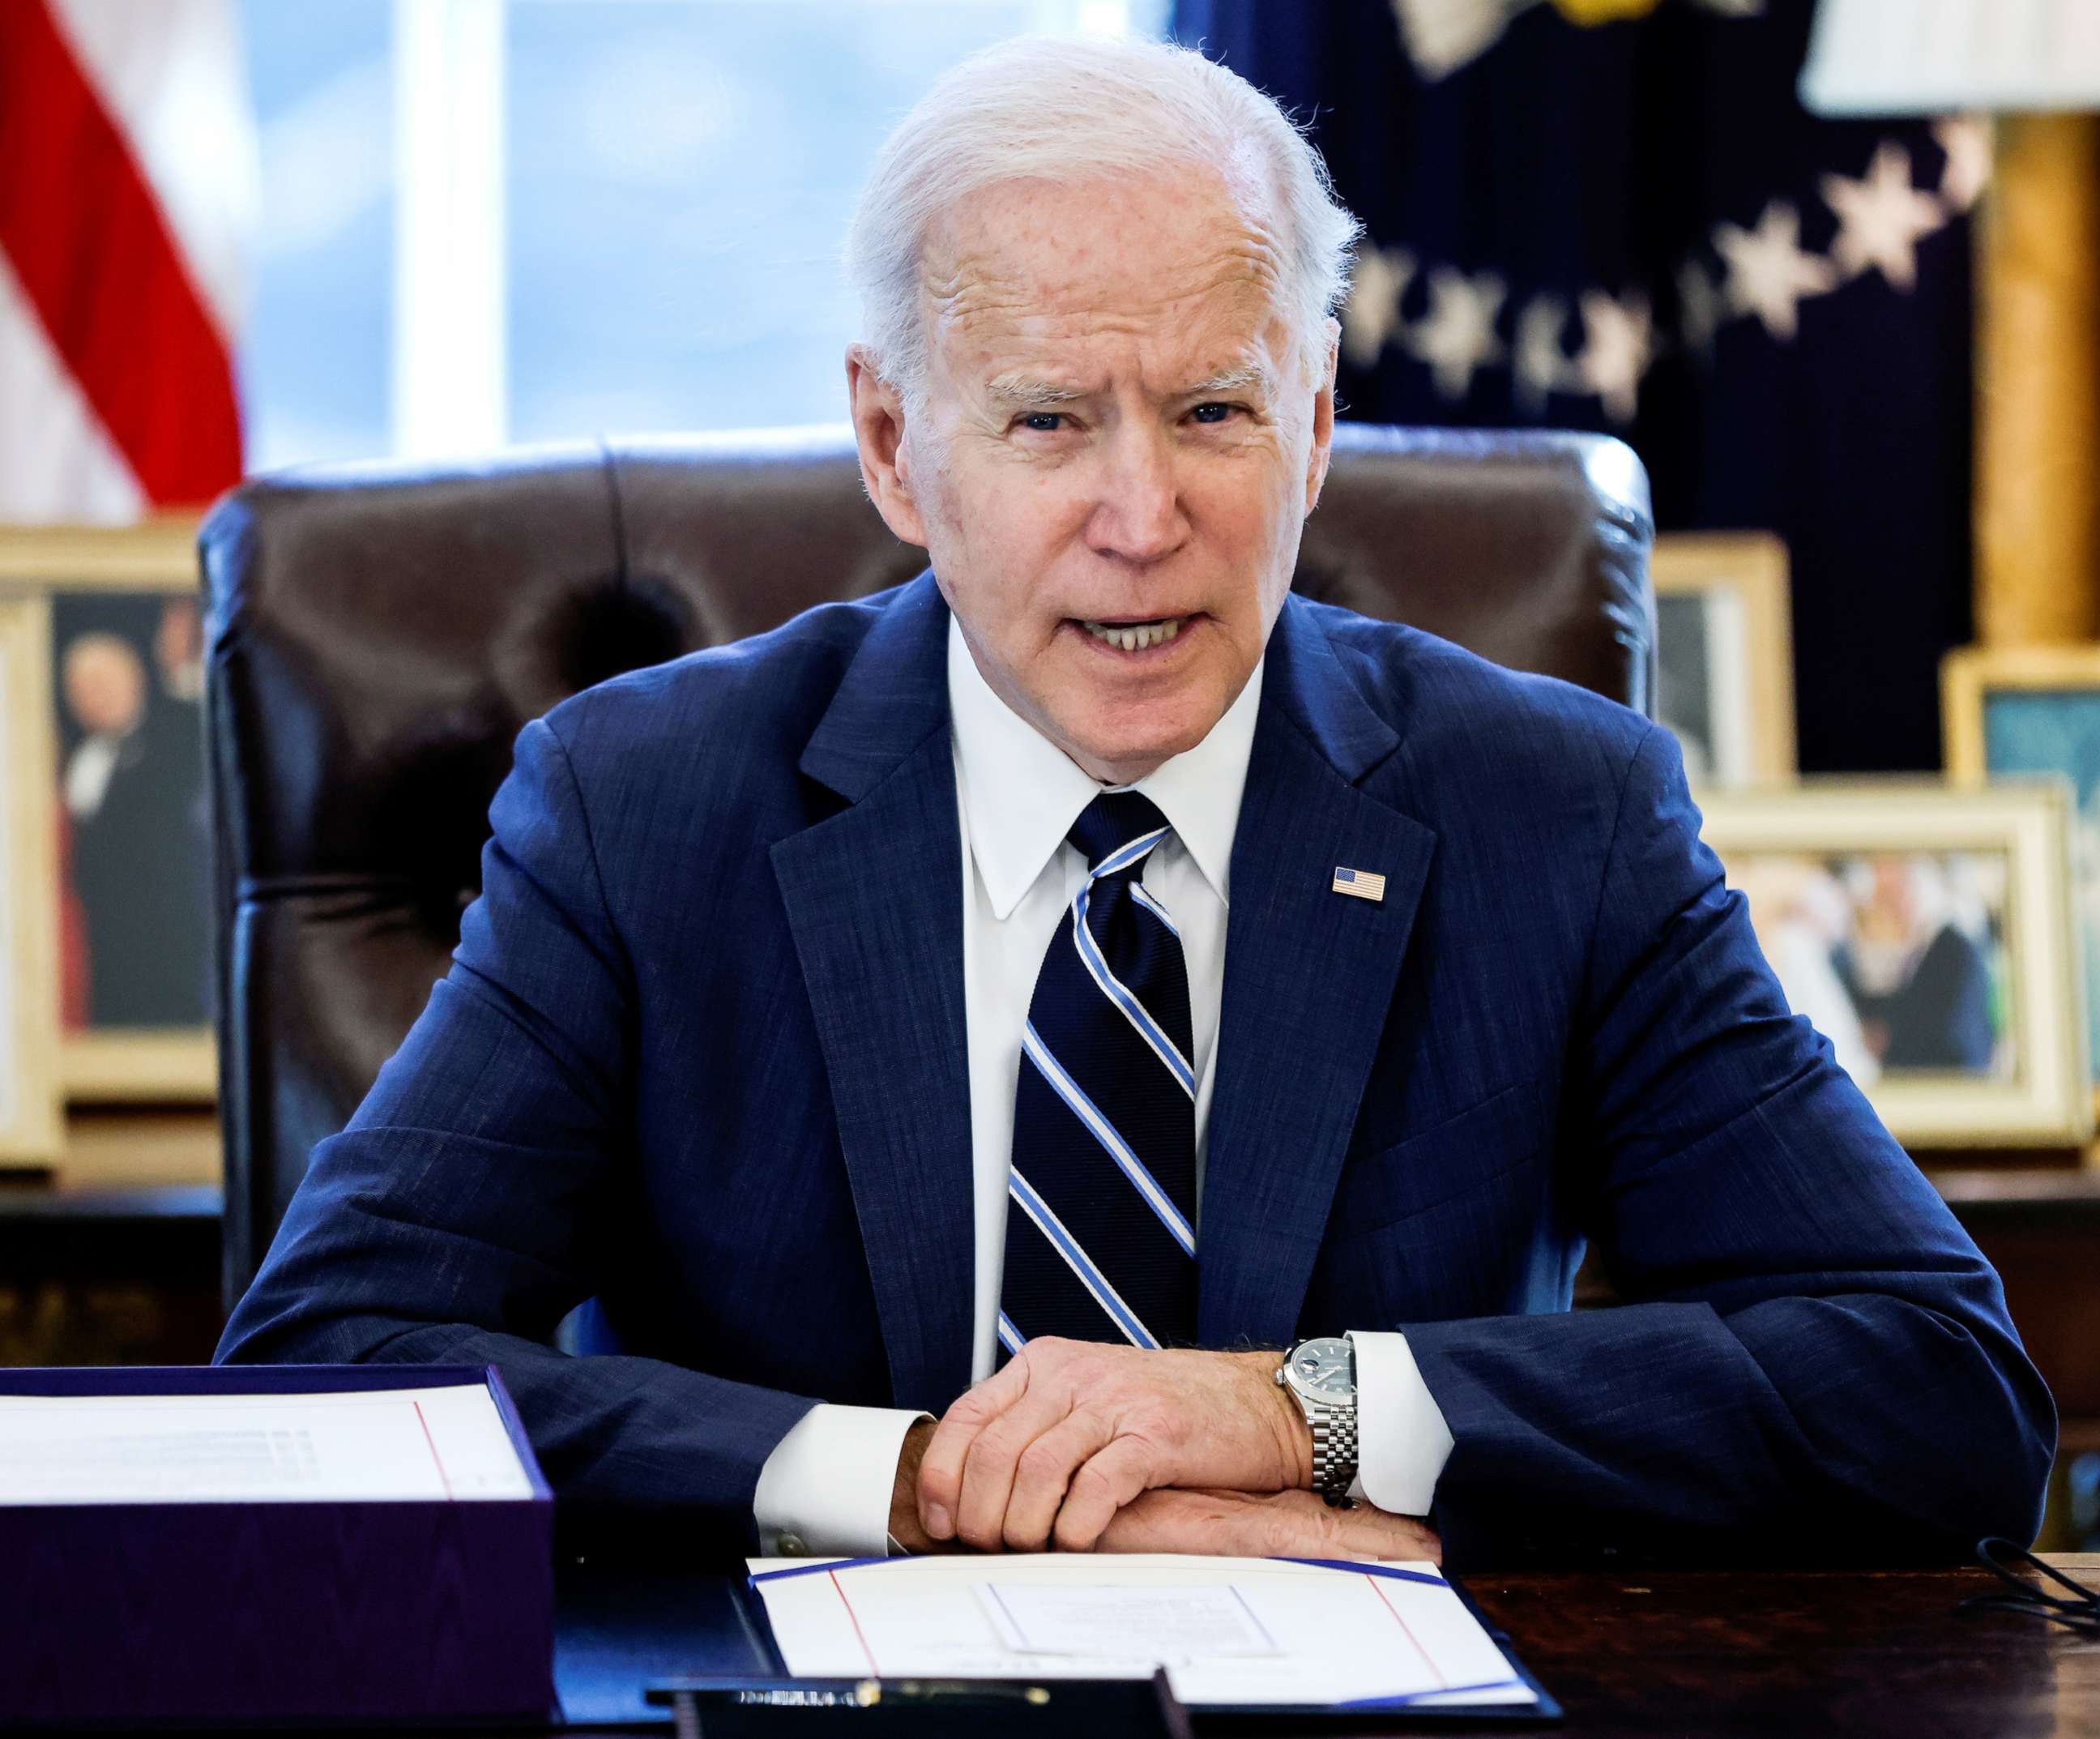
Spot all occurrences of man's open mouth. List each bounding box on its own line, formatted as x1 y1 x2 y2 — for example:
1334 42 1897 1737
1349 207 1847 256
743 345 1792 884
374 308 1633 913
1078 616 1188 652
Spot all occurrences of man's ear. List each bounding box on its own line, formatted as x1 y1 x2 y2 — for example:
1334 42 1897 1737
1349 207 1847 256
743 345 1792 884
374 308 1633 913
1303 317 1339 516
847 345 929 548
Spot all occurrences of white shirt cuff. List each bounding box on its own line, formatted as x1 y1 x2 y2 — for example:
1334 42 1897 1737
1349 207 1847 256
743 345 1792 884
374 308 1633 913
1347 1330 1454 1516
751 1404 929 1557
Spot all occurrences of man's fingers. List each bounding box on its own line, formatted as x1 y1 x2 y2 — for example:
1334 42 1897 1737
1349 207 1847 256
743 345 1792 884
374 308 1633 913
917 1358 1031 1539
1095 1489 1311 1557
1326 1503 1444 1566
950 1386 1078 1549
1092 1488 1246 1554
1092 1488 1444 1565
1049 1436 1163 1552
919 1341 1300 1551
997 1412 1117 1549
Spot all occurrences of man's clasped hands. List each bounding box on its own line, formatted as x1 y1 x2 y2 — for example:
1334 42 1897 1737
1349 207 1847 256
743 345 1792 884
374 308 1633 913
889 1339 1443 1561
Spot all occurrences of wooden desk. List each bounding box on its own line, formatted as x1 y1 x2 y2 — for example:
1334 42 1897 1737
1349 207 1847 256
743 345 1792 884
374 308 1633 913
542 1557 2099 1736
1458 1557 2097 1737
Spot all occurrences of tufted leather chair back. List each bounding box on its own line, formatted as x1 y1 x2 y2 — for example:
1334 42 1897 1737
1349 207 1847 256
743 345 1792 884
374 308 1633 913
200 422 1653 1308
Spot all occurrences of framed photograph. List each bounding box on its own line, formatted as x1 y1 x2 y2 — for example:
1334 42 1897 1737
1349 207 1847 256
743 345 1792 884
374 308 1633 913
1944 643 2100 1122
0 521 214 1104
0 597 63 1163
1699 780 2090 1147
1651 532 1796 784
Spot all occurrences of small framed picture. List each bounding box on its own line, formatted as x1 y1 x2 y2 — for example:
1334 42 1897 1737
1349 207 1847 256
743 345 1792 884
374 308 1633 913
1651 532 1796 784
0 522 214 1104
1944 643 2100 1122
1699 780 2090 1147
0 596 62 1163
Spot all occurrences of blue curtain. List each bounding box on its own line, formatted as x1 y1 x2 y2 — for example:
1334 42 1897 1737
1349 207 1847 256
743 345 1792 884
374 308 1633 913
1176 0 1977 776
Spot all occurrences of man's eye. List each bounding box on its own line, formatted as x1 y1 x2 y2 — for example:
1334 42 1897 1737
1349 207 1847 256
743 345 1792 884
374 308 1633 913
1019 412 1066 433
1189 402 1240 425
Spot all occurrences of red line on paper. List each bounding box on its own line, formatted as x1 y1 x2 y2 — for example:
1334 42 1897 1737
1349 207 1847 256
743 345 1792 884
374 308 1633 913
412 1400 454 1500
1366 1571 1446 1689
830 1570 881 1677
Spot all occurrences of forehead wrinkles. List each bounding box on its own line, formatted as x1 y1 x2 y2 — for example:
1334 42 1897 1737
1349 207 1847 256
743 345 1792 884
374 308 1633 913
920 184 1291 369
937 250 1282 357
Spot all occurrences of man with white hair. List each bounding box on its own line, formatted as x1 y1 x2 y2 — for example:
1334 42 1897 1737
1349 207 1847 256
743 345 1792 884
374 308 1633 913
220 35 2052 1568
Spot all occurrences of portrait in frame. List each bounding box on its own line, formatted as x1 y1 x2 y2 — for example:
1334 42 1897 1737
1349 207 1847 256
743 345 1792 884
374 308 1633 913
1699 780 2090 1148
1651 532 1796 786
1944 643 2100 1122
0 520 214 1104
0 596 63 1163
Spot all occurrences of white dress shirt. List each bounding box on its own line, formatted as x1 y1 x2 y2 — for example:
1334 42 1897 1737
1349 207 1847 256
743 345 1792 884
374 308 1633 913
751 618 1453 1554
63 732 127 819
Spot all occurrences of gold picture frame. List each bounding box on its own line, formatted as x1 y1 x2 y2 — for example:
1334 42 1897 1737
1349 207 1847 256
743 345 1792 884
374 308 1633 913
1698 780 2090 1148
0 519 215 1104
1943 642 2100 1124
1651 532 1797 784
0 597 62 1162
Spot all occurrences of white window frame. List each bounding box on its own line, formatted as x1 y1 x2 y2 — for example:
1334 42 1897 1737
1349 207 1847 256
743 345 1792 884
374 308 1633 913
391 0 506 459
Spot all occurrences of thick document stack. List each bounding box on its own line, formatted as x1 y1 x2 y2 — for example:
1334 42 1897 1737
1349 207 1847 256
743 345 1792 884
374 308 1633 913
0 1365 553 1727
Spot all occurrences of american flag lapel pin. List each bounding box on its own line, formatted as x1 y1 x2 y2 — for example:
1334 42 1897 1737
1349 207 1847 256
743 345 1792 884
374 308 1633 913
1331 865 1387 903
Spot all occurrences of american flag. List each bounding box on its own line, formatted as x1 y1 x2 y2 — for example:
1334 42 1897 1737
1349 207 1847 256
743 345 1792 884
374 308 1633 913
0 0 254 521
1332 866 1388 904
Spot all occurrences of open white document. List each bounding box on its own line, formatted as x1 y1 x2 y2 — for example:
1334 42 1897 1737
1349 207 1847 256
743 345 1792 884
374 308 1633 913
0 1383 536 1504
747 1553 1542 1713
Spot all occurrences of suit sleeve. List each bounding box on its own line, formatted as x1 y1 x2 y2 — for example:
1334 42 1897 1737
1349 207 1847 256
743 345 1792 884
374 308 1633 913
1400 721 2057 1567
215 715 817 1551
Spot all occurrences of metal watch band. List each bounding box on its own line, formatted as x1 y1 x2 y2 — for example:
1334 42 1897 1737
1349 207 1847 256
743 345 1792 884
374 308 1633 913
1308 1397 1359 1506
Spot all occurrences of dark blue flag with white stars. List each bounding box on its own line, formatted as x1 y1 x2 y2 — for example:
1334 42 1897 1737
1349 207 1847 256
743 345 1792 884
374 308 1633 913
1175 0 1984 775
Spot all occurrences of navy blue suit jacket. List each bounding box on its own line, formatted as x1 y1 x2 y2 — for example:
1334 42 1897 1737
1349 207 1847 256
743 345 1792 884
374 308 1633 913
218 573 2055 1565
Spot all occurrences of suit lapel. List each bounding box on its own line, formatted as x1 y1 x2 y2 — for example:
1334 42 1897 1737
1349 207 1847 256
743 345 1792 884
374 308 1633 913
772 575 975 1411
1199 599 1436 1347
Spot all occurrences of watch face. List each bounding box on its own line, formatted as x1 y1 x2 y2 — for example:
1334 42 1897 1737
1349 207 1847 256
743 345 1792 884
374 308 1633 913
1289 1336 1355 1401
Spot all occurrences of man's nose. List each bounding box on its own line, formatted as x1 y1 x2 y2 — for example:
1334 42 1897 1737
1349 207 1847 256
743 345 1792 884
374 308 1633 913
1085 427 1188 565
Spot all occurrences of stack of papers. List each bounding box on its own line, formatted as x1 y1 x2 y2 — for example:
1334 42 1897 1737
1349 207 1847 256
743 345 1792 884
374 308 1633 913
748 1553 1545 1714
0 1383 536 1503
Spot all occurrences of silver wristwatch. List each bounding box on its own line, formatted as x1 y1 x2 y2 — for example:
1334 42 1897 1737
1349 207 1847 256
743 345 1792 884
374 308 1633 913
1275 1335 1359 1506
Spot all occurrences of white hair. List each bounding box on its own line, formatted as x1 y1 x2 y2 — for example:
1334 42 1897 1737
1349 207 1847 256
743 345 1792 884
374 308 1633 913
842 34 1363 410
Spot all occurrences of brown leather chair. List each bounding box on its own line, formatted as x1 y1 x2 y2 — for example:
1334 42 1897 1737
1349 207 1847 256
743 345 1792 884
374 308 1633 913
198 422 1654 1310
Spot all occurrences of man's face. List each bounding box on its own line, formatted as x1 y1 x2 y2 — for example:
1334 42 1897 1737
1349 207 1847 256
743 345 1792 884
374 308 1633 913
62 635 147 737
851 168 1336 784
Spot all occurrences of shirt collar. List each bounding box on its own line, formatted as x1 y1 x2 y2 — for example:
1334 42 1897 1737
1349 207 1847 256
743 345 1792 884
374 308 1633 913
947 613 1264 921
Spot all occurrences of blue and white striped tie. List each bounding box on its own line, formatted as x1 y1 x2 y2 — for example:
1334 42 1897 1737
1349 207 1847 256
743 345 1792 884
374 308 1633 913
999 791 1197 1356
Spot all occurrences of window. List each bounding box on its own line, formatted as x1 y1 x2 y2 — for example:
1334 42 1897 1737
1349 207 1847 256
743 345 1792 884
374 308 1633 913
239 0 395 471
238 0 1169 473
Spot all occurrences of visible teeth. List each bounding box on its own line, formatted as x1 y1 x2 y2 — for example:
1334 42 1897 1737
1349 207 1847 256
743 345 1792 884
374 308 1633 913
1082 617 1184 652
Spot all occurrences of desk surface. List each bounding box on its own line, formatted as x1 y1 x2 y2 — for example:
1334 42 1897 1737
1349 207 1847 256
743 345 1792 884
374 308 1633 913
1457 1557 2097 1738
541 1556 2100 1737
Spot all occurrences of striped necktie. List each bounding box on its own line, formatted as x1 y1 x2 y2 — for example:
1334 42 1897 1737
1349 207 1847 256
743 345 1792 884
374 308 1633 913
999 791 1198 1355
